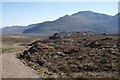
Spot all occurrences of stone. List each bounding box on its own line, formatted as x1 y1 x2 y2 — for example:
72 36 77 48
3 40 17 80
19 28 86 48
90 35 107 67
36 60 44 66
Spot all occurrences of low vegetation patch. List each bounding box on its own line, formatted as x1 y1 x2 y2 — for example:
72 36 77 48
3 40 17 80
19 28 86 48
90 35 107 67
19 32 119 78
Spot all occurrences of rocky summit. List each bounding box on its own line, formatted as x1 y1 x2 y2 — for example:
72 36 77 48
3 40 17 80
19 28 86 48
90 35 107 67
19 32 119 78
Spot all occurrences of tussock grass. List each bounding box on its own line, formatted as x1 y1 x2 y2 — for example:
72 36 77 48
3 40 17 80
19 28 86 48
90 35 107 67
2 43 25 54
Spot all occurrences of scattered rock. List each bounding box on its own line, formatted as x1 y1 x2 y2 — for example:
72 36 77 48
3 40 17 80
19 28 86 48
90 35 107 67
85 41 102 48
19 32 119 78
36 60 44 66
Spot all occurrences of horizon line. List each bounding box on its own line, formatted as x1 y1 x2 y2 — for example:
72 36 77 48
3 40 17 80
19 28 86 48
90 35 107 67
2 10 119 28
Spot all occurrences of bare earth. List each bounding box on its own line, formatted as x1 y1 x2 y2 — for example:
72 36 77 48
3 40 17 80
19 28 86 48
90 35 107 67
1 53 40 78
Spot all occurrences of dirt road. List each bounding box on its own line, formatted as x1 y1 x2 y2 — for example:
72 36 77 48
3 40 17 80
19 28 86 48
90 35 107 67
0 53 40 78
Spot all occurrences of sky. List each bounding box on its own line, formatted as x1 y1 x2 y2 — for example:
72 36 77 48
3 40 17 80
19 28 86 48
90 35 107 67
1 0 119 2
1 2 119 28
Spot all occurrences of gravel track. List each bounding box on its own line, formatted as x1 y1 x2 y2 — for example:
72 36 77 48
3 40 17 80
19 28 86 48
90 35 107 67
0 53 40 78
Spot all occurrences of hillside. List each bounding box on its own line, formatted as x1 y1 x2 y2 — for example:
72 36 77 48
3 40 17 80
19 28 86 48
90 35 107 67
19 32 119 78
23 11 118 34
2 11 119 35
2 24 38 34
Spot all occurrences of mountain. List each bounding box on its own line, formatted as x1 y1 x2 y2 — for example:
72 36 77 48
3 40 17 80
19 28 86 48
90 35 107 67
23 11 118 34
2 26 26 34
2 11 119 35
2 24 38 34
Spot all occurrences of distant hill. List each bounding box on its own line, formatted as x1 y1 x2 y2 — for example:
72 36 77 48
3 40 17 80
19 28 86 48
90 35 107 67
2 26 26 34
2 11 119 35
2 24 38 34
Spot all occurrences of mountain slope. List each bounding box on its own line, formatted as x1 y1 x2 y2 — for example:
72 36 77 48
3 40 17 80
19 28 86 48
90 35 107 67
23 11 118 34
2 24 38 34
2 11 118 35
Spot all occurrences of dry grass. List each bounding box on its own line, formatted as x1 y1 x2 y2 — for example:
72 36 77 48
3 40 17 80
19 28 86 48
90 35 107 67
2 34 45 54
19 33 119 78
2 43 25 54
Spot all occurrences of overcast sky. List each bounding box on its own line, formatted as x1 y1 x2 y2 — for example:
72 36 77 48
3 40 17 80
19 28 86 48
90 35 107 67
1 2 119 28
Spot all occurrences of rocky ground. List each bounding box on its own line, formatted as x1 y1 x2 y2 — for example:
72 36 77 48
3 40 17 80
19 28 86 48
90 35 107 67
19 32 120 78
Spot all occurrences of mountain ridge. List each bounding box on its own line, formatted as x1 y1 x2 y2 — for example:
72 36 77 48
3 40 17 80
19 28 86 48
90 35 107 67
2 11 119 35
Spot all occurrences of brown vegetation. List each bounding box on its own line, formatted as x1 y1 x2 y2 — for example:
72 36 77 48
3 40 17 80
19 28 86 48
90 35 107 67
19 32 119 78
